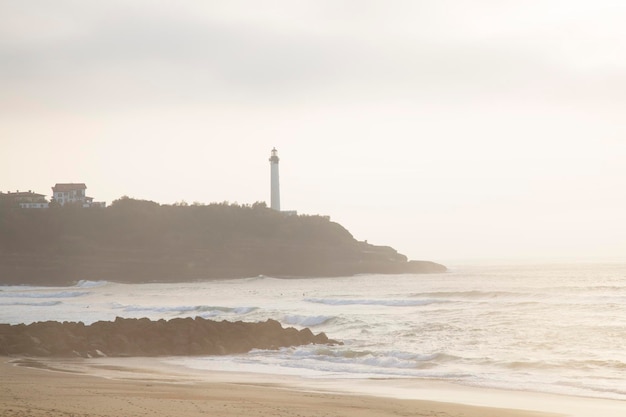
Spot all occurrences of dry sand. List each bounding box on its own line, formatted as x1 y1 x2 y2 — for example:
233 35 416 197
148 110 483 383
0 357 558 417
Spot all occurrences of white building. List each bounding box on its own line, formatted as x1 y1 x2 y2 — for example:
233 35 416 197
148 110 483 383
52 183 105 208
269 148 281 211
268 148 297 216
0 191 49 208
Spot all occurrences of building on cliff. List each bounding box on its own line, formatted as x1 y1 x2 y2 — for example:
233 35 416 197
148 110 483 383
52 183 106 208
0 190 49 208
269 148 297 216
269 147 281 211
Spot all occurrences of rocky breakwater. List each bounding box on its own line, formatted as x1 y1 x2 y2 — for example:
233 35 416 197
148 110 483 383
0 317 339 358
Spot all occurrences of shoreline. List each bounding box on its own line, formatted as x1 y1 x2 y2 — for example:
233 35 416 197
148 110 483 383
0 265 448 287
0 356 547 417
2 356 624 417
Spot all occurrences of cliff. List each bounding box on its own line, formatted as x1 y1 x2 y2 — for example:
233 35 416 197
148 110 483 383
0 197 446 285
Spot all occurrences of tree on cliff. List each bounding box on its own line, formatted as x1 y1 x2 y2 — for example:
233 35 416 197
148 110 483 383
0 197 444 285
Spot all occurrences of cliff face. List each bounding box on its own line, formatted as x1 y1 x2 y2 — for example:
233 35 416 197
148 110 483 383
0 198 446 285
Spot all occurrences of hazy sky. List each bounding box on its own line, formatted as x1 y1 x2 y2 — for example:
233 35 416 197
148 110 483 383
2 1 625 264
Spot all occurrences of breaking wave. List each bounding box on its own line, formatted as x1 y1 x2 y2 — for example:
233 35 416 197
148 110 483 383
0 291 88 299
0 301 62 307
305 298 445 307
236 346 468 378
282 315 334 327
3 262 626 402
75 280 109 288
112 303 258 317
410 290 524 299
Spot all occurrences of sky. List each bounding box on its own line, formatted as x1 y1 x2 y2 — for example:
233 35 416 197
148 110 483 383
2 1 625 264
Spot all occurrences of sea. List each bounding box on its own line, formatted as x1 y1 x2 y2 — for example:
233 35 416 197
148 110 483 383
1 262 626 404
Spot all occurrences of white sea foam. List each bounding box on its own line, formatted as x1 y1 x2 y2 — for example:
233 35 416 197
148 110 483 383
282 314 334 327
0 290 87 298
112 303 258 317
304 298 445 307
0 300 62 307
75 280 109 288
3 263 626 402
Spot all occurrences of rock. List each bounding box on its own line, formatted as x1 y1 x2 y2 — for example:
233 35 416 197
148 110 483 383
0 317 340 358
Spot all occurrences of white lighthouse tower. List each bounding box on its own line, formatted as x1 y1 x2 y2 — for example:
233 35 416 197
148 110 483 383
269 147 280 211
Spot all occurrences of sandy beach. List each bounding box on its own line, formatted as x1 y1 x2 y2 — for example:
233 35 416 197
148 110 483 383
1 356 559 417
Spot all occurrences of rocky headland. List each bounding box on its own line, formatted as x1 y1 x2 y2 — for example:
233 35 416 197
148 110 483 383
0 197 446 286
0 317 338 358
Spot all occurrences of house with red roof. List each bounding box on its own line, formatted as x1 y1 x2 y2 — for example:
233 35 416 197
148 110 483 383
51 183 105 208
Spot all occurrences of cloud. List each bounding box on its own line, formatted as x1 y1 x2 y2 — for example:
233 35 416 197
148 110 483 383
0 0 601 111
2 1 626 260
1 0 624 115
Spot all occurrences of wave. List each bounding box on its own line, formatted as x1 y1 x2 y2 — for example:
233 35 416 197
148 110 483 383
282 315 334 327
557 380 626 399
226 275 282 283
539 285 626 292
406 290 617 306
112 303 258 316
412 286 626 303
0 301 62 307
289 346 460 369
409 290 529 299
74 280 109 288
304 297 445 307
0 291 88 299
502 358 626 372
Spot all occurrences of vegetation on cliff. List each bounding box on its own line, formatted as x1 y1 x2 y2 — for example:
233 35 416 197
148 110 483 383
0 197 445 285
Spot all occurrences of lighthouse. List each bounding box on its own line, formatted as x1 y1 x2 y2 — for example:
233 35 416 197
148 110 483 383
269 147 280 211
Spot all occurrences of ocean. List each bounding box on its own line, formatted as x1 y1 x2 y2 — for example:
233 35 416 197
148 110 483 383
1 262 625 402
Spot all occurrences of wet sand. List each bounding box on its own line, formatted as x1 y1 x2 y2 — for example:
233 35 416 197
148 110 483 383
6 356 625 417
0 356 562 417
